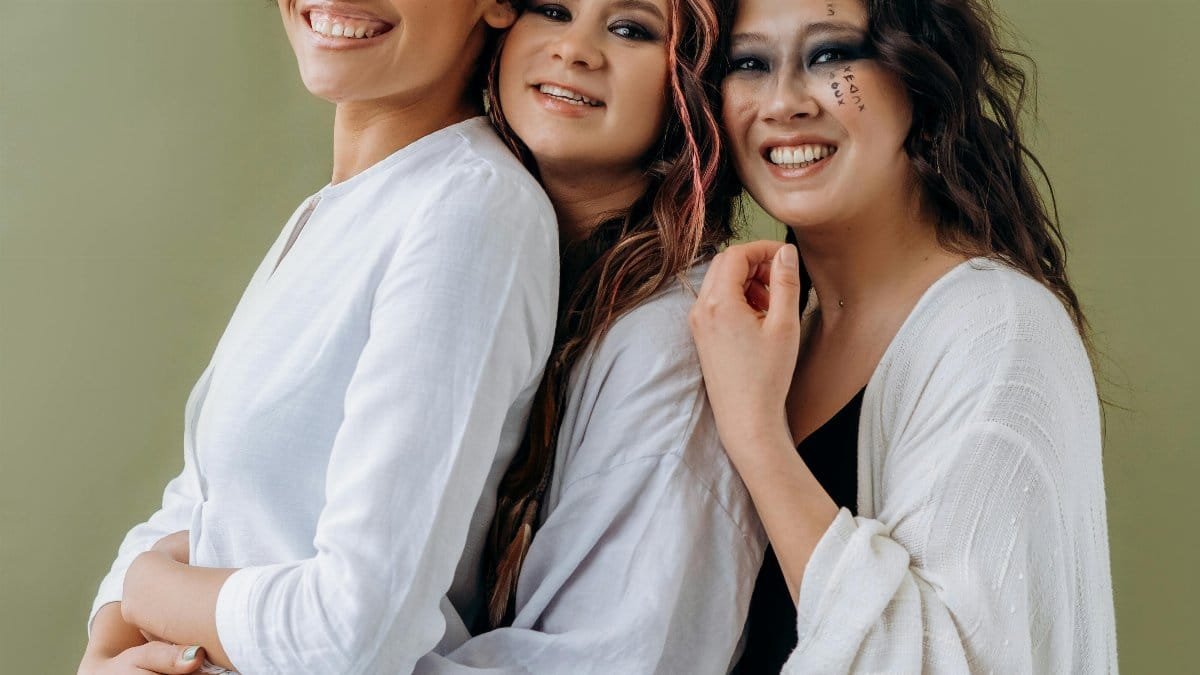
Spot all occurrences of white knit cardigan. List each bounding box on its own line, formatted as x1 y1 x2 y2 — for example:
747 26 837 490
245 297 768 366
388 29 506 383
782 259 1118 674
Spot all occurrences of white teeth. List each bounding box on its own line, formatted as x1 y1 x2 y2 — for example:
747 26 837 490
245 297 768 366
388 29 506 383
309 14 386 39
538 84 602 107
768 144 837 168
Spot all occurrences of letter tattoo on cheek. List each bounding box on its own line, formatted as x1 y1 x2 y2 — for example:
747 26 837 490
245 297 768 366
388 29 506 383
842 65 866 112
826 2 836 16
829 74 846 106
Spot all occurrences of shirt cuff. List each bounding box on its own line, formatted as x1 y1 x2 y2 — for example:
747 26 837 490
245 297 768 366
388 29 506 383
215 565 272 675
89 570 130 637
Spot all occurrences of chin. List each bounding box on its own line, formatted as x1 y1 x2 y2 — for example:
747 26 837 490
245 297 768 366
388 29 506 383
756 198 833 231
298 71 362 103
518 134 588 166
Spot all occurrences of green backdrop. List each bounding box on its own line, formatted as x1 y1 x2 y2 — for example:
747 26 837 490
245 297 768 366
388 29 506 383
1 1 1194 671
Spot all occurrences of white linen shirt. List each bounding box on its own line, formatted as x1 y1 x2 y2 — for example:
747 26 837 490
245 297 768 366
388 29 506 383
783 259 1118 674
89 117 560 674
416 265 768 674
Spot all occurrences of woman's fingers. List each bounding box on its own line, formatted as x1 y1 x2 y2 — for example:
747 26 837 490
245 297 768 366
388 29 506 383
698 240 788 309
715 241 786 294
746 279 771 313
694 241 794 337
765 244 803 330
79 641 204 675
126 642 204 674
732 239 789 263
696 249 725 300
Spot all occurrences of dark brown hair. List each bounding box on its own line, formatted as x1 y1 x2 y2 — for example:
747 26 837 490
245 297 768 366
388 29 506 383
853 0 1087 335
481 0 740 628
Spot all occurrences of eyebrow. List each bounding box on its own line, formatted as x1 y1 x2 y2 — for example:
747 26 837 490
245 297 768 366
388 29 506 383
730 21 864 48
612 0 667 23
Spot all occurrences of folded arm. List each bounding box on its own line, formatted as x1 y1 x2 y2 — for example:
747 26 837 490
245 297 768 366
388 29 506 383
122 171 558 673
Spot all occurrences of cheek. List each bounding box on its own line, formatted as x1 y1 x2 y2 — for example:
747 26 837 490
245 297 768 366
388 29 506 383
824 66 911 148
815 64 866 117
496 37 531 116
617 55 671 152
720 81 758 144
873 74 914 142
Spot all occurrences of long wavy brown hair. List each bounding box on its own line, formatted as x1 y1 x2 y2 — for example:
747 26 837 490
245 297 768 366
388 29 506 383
789 0 1086 336
480 0 740 629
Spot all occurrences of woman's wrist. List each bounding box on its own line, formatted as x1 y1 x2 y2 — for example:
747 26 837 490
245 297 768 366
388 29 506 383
720 418 795 470
720 408 796 454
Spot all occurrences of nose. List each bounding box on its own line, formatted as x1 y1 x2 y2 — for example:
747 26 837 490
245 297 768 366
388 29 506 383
760 74 820 123
551 23 604 69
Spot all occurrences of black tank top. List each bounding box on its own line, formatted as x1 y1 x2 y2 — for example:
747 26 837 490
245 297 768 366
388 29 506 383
733 388 864 674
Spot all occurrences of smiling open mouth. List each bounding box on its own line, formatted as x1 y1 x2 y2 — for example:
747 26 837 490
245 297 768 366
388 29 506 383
537 84 604 108
306 10 394 39
767 144 838 169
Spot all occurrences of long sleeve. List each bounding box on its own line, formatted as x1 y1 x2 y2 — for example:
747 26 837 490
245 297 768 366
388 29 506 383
212 167 558 675
787 427 1068 674
88 363 213 633
87 194 308 636
416 278 765 674
783 264 1116 674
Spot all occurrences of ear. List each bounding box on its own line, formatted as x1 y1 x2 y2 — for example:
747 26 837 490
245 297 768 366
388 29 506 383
481 0 518 30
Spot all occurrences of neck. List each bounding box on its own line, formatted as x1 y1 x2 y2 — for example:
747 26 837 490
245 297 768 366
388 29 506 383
330 95 478 186
538 164 649 243
791 199 959 324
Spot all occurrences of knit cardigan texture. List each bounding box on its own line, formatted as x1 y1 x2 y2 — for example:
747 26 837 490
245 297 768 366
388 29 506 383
783 258 1117 674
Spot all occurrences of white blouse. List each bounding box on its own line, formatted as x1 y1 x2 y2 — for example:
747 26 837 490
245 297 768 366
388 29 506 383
783 259 1118 673
89 117 560 674
417 266 767 674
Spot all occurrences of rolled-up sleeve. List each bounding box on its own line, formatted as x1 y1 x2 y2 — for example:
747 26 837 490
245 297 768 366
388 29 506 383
213 168 557 674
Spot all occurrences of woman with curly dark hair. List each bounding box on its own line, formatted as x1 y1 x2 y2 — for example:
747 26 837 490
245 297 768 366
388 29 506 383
415 0 764 672
690 0 1117 671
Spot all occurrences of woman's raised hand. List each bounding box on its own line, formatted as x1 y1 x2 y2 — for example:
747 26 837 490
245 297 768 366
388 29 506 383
689 242 803 461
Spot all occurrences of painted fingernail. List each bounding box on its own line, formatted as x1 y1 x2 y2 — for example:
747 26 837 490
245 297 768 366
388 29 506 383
181 645 201 662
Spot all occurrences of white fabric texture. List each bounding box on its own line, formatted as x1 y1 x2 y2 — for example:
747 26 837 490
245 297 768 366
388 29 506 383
416 266 768 674
783 259 1117 674
88 117 560 674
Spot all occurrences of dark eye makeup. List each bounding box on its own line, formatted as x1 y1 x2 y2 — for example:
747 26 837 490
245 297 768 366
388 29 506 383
529 3 570 21
728 55 768 72
807 38 873 67
725 32 873 77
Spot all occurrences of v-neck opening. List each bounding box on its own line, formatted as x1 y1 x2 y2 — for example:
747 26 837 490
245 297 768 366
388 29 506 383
270 195 321 278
